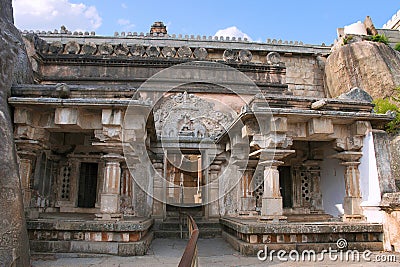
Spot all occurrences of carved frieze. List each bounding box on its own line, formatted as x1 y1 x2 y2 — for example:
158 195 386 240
154 92 233 139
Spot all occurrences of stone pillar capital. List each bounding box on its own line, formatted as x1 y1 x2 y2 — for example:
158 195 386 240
332 151 362 162
102 153 125 162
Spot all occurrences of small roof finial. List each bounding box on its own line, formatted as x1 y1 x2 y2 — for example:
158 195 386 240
150 21 167 35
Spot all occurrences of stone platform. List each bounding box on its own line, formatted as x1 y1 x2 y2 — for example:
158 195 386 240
220 217 383 255
27 213 153 256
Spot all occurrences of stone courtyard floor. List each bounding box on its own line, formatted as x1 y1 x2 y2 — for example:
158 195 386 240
32 238 400 267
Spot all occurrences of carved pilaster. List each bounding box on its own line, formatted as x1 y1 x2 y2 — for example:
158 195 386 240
120 164 134 215
209 159 222 217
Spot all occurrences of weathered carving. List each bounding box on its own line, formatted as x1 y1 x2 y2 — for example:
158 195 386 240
238 49 252 63
154 92 233 139
266 52 281 64
98 43 114 55
114 44 129 56
161 46 176 57
81 42 97 55
55 83 70 98
193 47 208 59
130 44 145 56
48 41 63 54
64 41 80 54
146 45 160 57
177 46 192 58
223 49 237 61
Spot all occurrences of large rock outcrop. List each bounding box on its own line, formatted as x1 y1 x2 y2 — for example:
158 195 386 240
0 0 32 266
325 41 400 99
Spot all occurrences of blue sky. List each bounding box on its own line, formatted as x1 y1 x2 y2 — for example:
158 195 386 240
12 0 399 45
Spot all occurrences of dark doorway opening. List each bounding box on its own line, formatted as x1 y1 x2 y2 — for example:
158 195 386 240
279 166 293 208
78 162 98 208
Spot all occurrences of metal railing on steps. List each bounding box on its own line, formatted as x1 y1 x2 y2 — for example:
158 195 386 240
178 213 199 267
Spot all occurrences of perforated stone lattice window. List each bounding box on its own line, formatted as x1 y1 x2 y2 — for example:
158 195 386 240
254 170 264 208
60 166 71 200
300 171 310 203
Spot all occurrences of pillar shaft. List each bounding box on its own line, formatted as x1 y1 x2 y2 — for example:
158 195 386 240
97 153 124 220
341 161 364 220
260 160 286 221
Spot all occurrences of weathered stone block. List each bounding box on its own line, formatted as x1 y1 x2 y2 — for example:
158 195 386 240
55 108 80 125
273 117 287 132
351 121 371 136
102 109 122 125
249 234 258 244
308 118 333 137
100 193 120 214
14 108 32 124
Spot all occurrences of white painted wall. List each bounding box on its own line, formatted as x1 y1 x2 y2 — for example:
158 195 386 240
320 143 346 218
359 131 384 223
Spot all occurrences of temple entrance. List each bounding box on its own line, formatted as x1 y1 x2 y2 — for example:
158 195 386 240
165 151 205 216
77 162 98 208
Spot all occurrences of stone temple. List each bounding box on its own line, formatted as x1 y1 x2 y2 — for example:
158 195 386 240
8 19 400 257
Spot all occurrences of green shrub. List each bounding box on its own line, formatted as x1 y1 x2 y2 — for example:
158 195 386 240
395 43 400 52
373 87 400 133
343 35 353 45
369 34 389 45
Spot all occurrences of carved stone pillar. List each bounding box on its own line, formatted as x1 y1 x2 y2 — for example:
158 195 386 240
152 157 165 218
238 168 256 214
334 151 365 221
257 148 294 221
260 160 286 221
96 153 124 220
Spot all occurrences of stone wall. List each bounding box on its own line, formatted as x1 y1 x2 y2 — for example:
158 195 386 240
282 55 326 97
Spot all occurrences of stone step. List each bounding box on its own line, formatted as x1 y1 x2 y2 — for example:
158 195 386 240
154 220 221 230
154 228 222 239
